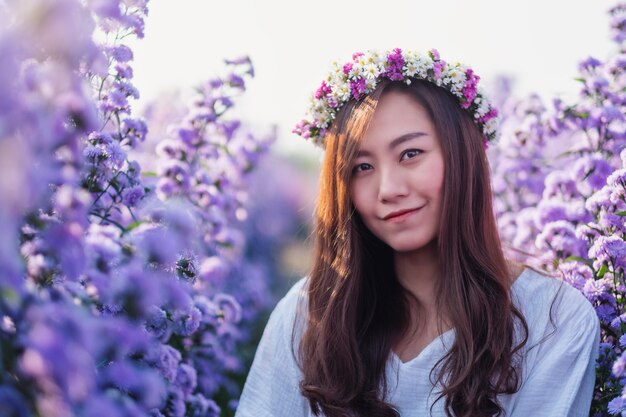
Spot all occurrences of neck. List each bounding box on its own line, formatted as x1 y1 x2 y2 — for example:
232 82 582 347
393 240 440 315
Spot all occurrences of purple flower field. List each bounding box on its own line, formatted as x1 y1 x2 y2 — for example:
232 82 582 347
0 1 625 416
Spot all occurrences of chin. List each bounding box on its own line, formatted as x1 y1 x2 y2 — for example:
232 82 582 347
386 238 436 254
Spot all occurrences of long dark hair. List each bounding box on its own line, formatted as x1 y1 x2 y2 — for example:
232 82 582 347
296 79 529 417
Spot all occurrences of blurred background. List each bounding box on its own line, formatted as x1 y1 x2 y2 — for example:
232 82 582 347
131 0 615 157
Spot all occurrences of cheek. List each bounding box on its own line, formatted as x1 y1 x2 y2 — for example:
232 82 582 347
349 183 368 214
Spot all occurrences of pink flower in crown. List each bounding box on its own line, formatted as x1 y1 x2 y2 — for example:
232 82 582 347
343 62 353 75
385 48 405 81
350 78 367 100
433 60 446 80
314 81 332 100
352 52 365 61
461 68 480 109
478 108 498 123
292 120 312 139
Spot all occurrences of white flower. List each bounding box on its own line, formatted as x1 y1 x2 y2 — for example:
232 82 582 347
363 62 381 80
364 78 377 92
485 117 499 134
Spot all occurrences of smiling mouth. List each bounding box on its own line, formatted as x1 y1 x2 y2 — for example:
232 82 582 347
383 207 422 221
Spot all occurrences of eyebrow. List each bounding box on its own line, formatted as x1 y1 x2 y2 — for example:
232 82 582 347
356 131 428 157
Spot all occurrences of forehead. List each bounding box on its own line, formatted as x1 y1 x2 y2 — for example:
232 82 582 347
360 90 436 147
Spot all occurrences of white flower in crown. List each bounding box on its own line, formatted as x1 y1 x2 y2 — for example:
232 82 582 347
293 48 500 148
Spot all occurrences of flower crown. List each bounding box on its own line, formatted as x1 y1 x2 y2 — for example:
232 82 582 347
293 48 500 148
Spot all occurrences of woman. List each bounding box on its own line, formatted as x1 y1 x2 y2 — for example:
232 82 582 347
235 49 599 417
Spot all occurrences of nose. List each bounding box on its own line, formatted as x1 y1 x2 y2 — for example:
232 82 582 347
377 165 408 202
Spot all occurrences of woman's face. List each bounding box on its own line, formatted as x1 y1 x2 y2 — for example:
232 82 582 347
349 90 445 254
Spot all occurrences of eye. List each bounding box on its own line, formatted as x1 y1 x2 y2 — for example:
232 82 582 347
352 162 372 174
400 149 422 161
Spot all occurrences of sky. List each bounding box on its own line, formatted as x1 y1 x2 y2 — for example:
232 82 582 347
131 0 616 156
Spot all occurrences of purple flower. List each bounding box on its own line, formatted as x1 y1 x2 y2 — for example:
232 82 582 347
146 345 181 382
122 118 147 147
187 394 220 417
558 261 593 291
173 307 201 336
588 236 626 270
461 69 479 108
608 168 626 189
198 256 228 285
535 220 586 258
145 307 170 341
108 45 134 63
384 48 404 81
314 81 332 100
213 293 242 324
175 363 197 397
164 388 185 417
0 386 30 417
543 170 578 199
578 56 602 72
573 154 614 193
102 360 166 409
121 185 145 207
350 78 367 100
585 186 612 214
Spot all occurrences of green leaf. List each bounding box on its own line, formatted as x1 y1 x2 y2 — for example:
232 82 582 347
597 264 608 279
142 171 157 177
564 256 592 266
615 210 626 217
125 221 143 232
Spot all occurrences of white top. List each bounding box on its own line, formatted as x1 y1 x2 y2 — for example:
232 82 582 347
235 268 600 417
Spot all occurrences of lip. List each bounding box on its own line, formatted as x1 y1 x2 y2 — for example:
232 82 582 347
382 206 423 222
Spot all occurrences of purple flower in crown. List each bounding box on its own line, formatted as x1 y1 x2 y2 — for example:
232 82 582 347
314 81 332 100
384 48 405 81
350 77 367 100
343 62 353 75
479 108 498 124
462 69 480 109
352 52 364 60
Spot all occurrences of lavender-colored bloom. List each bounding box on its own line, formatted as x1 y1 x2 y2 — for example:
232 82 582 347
608 396 626 415
582 278 612 304
145 306 170 341
586 186 613 214
608 167 626 190
558 261 593 291
109 44 134 63
187 393 220 417
535 200 569 228
213 293 242 324
122 185 145 207
579 56 603 72
103 360 166 409
574 154 615 193
147 344 181 383
198 256 228 286
595 303 617 323
175 363 197 397
173 306 201 336
164 388 185 417
0 386 30 417
535 220 586 258
588 235 626 270
122 118 147 146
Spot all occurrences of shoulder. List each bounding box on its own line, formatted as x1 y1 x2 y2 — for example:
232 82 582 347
512 267 599 341
265 276 310 341
273 276 309 316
